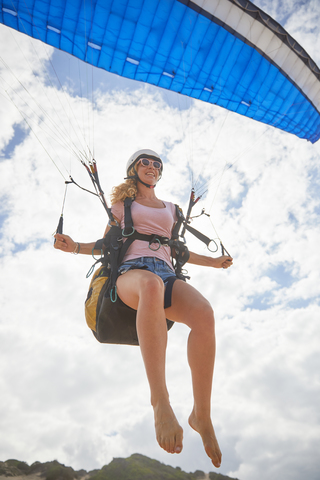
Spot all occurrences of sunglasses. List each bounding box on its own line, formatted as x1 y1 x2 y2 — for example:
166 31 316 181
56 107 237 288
138 158 162 170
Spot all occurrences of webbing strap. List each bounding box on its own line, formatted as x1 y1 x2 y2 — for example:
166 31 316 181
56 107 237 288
171 204 185 240
117 231 170 265
123 197 134 235
183 223 212 247
93 198 213 289
93 225 122 288
164 276 178 308
169 205 190 278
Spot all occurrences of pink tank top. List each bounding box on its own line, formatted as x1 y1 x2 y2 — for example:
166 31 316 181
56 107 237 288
111 200 177 269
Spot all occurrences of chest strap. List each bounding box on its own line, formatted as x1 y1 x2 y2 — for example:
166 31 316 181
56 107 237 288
93 197 215 289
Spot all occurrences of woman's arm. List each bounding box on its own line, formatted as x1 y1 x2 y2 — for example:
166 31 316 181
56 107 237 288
187 251 233 269
54 233 99 255
54 215 120 255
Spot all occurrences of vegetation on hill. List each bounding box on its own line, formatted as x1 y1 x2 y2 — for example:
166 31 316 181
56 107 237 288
0 454 238 480
0 460 87 480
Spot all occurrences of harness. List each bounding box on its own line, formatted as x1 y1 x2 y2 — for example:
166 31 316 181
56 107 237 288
85 196 227 345
95 196 223 289
93 197 192 293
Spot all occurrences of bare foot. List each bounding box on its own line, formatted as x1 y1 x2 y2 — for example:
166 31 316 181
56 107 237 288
188 410 222 468
153 402 183 454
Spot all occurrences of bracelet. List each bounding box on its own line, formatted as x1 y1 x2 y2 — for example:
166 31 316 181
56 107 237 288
72 242 80 254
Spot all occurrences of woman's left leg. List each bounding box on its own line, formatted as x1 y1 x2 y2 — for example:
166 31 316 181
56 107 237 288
116 269 183 454
165 280 222 468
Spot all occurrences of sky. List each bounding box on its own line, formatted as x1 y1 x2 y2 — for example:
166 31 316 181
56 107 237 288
0 1 320 479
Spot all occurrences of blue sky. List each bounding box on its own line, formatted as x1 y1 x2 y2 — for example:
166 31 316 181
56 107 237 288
0 1 320 480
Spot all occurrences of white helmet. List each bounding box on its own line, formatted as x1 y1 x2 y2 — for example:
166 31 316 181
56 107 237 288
126 149 163 176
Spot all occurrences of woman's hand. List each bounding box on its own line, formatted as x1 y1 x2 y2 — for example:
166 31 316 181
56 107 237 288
187 251 233 269
54 233 77 253
212 255 233 269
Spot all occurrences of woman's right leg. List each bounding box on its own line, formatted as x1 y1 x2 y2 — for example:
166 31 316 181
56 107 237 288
116 269 183 454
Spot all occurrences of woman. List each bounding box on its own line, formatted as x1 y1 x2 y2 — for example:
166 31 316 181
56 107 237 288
54 149 233 468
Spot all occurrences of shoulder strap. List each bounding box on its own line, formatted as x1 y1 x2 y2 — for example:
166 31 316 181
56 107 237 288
123 197 134 236
171 204 184 240
169 205 190 279
93 200 219 285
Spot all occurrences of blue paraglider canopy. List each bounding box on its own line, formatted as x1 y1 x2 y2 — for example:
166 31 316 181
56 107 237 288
1 0 319 143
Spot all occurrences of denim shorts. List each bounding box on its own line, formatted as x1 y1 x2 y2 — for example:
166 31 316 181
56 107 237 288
118 257 176 283
118 257 178 308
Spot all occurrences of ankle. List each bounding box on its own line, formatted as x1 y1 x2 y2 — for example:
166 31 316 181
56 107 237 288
190 406 211 422
151 393 170 409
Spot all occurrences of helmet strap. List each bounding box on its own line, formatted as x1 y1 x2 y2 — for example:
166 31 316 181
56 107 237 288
124 173 156 189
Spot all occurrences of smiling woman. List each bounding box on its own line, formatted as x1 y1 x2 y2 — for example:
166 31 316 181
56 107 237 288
54 148 233 467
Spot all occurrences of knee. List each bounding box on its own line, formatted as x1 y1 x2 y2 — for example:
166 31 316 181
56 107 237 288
194 300 215 333
139 273 164 299
203 301 215 324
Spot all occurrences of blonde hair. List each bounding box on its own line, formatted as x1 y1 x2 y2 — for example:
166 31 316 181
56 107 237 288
110 165 138 205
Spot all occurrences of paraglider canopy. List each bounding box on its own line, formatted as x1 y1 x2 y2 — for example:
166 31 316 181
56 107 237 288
0 0 319 143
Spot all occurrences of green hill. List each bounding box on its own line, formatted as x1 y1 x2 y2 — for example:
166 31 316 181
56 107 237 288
0 454 238 480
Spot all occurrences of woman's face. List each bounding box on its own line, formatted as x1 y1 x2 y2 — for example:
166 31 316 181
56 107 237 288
136 158 161 186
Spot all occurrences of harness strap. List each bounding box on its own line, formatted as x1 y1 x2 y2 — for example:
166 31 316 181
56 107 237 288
164 276 178 309
117 231 171 266
169 205 190 278
170 238 190 279
121 197 172 260
171 204 185 240
123 197 134 235
93 197 215 293
183 223 212 248
93 225 123 288
131 232 170 246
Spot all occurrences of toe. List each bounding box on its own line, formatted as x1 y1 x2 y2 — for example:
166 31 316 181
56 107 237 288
205 444 221 468
175 430 183 453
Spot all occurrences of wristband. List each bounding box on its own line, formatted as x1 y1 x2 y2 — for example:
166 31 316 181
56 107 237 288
72 242 80 254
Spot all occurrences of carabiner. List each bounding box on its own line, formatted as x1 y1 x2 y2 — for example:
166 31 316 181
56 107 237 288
86 264 95 278
149 238 161 251
122 226 135 237
110 286 118 303
91 247 103 260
